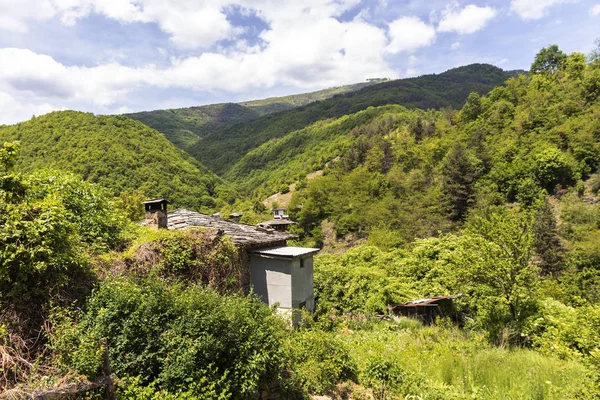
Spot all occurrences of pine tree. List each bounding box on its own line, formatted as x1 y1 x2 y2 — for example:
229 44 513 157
532 198 566 276
442 142 477 221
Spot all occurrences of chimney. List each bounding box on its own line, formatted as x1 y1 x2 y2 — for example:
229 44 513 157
143 199 168 229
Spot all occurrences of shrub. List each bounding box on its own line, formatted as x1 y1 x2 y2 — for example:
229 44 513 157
51 278 289 398
283 329 357 395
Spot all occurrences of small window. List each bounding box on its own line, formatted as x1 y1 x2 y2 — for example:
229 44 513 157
300 258 305 268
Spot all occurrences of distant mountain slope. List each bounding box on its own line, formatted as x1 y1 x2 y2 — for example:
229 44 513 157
188 64 519 175
239 81 382 116
0 111 225 210
125 103 260 148
227 104 410 193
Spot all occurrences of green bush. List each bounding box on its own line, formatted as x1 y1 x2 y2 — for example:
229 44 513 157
51 278 289 399
283 329 357 395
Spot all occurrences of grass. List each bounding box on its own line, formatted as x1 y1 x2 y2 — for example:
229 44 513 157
332 318 597 399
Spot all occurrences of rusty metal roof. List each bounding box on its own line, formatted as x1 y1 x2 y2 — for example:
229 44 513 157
388 294 462 310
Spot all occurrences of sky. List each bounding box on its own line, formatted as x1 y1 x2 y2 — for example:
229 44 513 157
0 0 599 125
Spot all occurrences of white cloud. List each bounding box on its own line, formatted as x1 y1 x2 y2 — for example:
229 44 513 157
0 0 236 48
510 0 569 20
438 3 497 34
386 16 436 53
451 41 461 50
0 0 365 49
0 17 398 122
0 91 63 125
591 4 600 15
0 0 407 124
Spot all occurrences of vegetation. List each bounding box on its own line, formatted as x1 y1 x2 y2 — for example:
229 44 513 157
0 111 229 211
239 81 380 116
283 48 600 248
126 103 260 149
187 64 519 175
2 44 600 399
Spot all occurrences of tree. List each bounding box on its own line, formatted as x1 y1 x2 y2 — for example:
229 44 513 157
588 37 600 64
442 142 477 221
530 44 567 75
0 142 124 328
457 207 539 344
532 198 565 276
459 92 483 123
412 117 424 142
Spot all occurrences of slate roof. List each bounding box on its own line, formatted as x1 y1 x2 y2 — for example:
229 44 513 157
165 209 296 246
258 219 297 227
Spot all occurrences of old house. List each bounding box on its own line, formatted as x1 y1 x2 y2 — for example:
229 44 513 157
387 295 462 324
143 199 318 317
257 207 297 232
272 208 288 219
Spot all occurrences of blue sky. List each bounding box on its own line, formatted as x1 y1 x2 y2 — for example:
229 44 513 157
0 0 599 124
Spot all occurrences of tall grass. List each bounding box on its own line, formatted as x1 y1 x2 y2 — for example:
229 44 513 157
337 318 596 399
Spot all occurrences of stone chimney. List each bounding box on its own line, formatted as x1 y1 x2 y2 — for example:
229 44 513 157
143 198 168 229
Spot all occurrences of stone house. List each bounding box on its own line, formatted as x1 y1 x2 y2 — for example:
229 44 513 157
143 199 318 316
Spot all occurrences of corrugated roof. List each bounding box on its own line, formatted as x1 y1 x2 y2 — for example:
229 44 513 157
165 209 296 246
251 246 319 258
388 294 462 309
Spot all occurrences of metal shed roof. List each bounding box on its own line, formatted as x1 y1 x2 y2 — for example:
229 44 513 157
251 246 320 259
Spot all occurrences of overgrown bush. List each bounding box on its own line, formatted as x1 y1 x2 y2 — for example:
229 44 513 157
124 228 244 294
51 278 289 399
283 329 357 396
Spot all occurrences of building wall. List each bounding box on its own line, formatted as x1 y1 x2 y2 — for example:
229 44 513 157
291 256 315 312
249 255 292 308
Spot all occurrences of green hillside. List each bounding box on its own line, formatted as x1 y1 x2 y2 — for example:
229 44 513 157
125 103 260 148
0 111 227 210
226 104 419 195
188 64 518 175
279 49 600 246
239 81 381 116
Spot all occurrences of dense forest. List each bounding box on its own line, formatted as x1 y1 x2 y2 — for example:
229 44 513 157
189 64 518 175
0 111 231 211
125 81 379 149
1 44 600 399
126 103 261 148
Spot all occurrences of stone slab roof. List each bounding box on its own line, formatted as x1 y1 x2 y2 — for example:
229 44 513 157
166 209 296 246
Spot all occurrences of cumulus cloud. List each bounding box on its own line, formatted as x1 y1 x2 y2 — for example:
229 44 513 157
0 17 397 117
510 0 569 20
438 3 497 34
386 16 436 53
591 4 600 15
0 91 63 125
0 0 365 49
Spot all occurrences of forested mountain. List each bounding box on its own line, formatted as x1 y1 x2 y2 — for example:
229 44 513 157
0 111 227 210
187 64 519 175
239 80 381 115
276 50 600 246
124 82 379 149
125 103 260 148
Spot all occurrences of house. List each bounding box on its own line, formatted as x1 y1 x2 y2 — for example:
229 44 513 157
273 208 288 219
387 295 462 324
142 200 318 318
257 218 296 232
